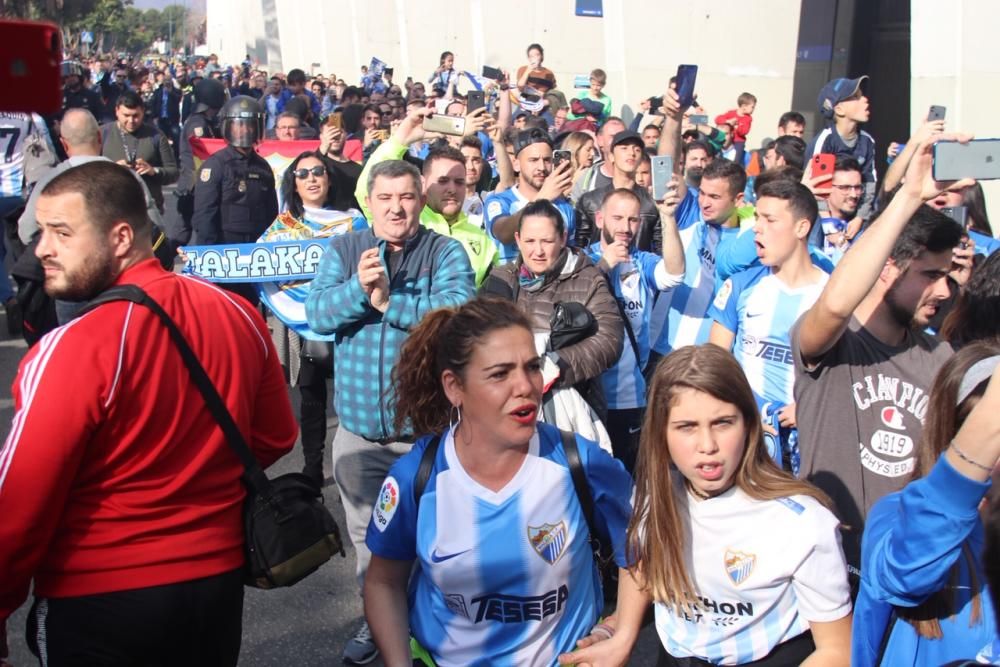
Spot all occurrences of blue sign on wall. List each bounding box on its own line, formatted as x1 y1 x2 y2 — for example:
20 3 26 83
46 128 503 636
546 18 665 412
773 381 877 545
575 0 603 18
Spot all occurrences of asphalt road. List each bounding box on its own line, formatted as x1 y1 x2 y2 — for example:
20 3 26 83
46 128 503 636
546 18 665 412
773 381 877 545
2 185 661 665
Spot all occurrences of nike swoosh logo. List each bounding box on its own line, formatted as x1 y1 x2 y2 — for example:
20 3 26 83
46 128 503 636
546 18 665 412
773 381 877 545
746 312 764 318
628 426 642 434
430 548 471 563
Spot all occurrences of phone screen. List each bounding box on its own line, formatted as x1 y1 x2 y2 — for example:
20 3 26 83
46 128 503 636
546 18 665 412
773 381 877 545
675 65 698 108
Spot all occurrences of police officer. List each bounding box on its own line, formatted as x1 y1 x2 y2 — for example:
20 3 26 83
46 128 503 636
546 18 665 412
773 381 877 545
173 78 226 252
192 95 277 305
60 62 103 120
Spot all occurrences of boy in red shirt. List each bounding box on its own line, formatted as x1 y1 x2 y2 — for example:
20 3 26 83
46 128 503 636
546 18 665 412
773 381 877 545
715 91 757 165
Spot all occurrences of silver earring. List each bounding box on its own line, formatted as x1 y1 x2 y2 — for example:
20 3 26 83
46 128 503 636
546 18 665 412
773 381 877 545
449 404 463 431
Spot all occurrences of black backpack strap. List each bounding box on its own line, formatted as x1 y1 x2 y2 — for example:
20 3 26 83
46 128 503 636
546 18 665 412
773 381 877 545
413 434 442 502
875 608 898 666
559 429 602 557
78 284 273 496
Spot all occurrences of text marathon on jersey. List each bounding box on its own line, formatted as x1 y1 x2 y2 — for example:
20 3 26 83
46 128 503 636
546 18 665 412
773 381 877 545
180 240 330 283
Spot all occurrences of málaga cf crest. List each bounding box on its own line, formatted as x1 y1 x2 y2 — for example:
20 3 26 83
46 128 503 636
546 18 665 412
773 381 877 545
528 522 568 565
724 549 756 586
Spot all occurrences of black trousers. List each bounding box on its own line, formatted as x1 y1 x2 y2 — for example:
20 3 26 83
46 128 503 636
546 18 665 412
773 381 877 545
298 353 331 485
657 631 815 667
26 568 244 666
605 407 644 474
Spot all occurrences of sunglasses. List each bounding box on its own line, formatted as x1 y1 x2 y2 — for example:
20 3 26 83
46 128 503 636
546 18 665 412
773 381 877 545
293 166 326 179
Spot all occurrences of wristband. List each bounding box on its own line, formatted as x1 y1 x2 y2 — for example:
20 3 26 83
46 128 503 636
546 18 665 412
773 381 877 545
590 622 615 639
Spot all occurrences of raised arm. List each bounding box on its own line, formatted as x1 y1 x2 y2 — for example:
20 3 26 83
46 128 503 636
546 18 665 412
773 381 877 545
796 133 973 364
881 116 945 195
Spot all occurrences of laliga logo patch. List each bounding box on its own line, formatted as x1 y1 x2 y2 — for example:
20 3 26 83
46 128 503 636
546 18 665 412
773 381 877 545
372 476 399 533
881 406 905 430
528 521 568 565
724 549 756 586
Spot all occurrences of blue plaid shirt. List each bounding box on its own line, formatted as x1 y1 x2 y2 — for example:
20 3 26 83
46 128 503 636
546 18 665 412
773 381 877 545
306 226 475 440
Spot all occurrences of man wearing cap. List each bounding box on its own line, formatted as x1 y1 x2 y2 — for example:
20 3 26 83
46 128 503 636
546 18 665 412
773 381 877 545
807 75 877 219
574 130 663 253
484 127 576 263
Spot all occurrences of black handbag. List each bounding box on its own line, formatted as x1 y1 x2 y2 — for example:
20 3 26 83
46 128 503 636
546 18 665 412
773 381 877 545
81 285 345 589
549 301 597 351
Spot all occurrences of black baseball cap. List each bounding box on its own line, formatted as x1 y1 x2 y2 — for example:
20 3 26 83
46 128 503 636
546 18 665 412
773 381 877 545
610 130 644 150
513 127 553 156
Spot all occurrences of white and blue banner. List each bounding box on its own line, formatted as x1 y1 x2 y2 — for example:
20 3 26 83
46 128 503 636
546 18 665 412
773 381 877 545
180 239 330 284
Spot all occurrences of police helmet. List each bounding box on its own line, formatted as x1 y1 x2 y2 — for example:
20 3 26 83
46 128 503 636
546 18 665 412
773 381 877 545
60 61 84 79
220 95 264 149
193 78 226 113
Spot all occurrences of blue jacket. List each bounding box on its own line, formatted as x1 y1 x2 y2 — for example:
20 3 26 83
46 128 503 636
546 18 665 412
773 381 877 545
853 457 996 666
305 226 475 440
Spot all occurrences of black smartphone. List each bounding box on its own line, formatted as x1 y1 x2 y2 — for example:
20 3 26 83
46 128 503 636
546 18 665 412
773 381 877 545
553 149 571 169
467 90 485 114
648 96 664 115
482 65 502 81
675 64 698 108
928 105 946 122
940 205 968 228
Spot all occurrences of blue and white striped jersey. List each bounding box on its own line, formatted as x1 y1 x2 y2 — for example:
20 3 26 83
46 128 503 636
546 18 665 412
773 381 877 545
649 188 738 355
585 243 682 409
709 265 828 407
655 483 851 664
366 423 633 667
0 113 52 199
483 187 576 263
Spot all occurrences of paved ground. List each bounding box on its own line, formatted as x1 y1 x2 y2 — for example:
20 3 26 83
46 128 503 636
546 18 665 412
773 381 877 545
2 185 661 665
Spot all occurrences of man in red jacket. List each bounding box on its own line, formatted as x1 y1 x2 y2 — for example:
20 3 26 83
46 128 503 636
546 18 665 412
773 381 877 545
0 161 297 665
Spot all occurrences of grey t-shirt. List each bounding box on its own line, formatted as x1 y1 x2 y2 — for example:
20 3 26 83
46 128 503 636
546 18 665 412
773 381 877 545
791 317 952 574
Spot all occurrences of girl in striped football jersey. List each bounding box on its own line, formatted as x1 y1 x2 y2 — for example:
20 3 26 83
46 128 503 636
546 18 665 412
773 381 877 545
560 345 852 666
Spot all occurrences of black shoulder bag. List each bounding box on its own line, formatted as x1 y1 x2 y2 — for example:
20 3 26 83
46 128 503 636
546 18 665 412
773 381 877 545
81 284 345 589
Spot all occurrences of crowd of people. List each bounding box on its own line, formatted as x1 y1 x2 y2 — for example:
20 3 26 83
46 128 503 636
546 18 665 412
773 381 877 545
0 38 999 667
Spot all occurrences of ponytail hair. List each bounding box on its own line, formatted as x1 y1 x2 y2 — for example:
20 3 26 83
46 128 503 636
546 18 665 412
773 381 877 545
392 296 534 435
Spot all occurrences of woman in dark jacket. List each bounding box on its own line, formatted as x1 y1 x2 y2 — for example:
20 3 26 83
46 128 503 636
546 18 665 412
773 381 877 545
480 199 624 408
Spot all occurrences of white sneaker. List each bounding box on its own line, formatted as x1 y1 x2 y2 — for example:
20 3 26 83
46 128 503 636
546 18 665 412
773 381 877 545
342 620 379 665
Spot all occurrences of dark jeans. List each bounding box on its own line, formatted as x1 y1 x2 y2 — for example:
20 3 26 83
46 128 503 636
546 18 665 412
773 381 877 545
299 352 332 486
657 631 814 667
26 567 244 666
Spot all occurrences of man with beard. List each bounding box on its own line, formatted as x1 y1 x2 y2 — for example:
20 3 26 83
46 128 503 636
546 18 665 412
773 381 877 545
791 134 969 584
101 91 178 214
585 187 684 472
682 139 711 191
355 108 497 285
0 161 295 665
818 157 864 258
574 130 662 252
485 127 575 263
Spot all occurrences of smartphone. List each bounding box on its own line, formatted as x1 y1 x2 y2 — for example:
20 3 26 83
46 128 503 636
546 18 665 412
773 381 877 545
552 149 571 169
688 114 709 125
928 105 946 122
481 65 502 81
326 112 343 130
374 129 389 142
940 205 969 228
812 153 836 186
0 19 62 114
651 155 674 201
675 64 698 108
422 114 467 136
934 139 1000 181
648 96 664 115
466 90 485 115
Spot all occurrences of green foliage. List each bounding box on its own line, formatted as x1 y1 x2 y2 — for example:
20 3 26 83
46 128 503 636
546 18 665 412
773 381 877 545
2 0 191 55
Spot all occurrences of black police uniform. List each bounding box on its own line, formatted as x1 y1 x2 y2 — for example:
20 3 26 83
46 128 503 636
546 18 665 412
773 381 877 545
61 86 103 119
191 144 278 305
172 112 218 249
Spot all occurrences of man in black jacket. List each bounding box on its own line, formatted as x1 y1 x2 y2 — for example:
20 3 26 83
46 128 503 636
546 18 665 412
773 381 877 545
149 78 182 159
575 130 662 253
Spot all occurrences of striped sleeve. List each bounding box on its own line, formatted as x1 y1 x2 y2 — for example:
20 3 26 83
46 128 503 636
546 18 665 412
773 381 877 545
0 318 113 620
